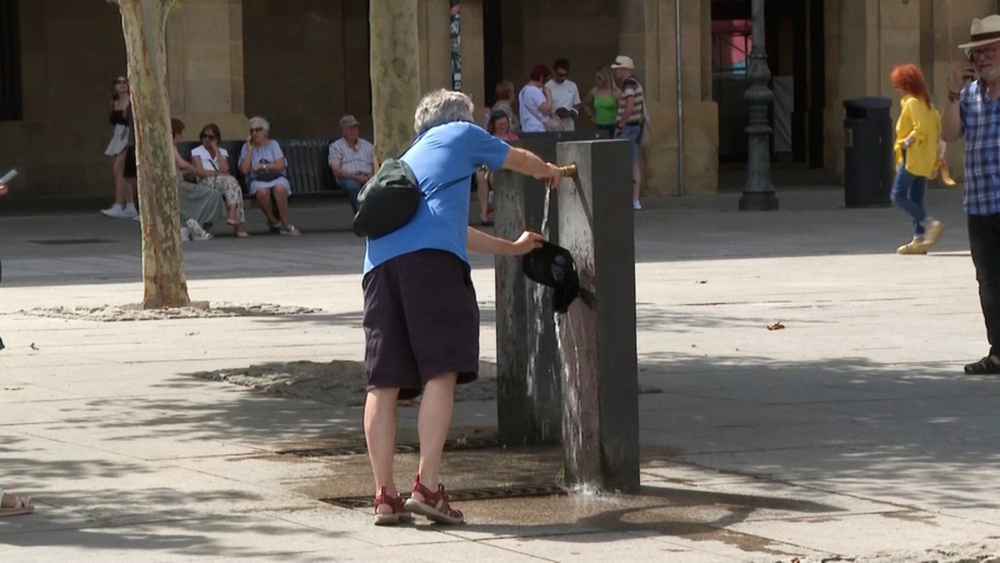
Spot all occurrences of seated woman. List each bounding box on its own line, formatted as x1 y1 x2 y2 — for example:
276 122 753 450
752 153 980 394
171 119 227 241
474 110 519 226
190 123 248 237
239 117 299 236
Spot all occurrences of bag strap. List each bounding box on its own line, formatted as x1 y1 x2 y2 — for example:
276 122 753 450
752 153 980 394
388 131 476 198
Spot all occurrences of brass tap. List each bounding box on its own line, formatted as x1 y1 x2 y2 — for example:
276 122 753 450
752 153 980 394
558 164 577 177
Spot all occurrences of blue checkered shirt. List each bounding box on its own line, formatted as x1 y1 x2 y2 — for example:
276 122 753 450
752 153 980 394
961 80 1000 215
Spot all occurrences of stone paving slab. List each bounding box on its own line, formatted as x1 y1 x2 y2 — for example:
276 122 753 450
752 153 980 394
3 189 1000 560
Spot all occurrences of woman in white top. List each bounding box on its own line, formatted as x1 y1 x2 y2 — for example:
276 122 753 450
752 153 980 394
191 123 248 237
239 117 299 236
518 64 554 133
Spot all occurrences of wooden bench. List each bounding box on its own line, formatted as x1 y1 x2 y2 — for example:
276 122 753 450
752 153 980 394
177 139 344 199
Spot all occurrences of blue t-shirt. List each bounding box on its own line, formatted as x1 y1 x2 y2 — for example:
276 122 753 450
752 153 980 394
363 122 511 274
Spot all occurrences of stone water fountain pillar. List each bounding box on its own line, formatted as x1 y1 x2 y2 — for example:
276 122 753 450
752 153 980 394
494 151 563 447
555 139 640 492
493 137 640 492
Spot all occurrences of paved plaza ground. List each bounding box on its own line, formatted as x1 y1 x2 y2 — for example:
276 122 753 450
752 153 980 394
2 186 1000 562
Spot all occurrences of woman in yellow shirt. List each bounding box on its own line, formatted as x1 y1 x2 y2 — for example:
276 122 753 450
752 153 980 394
891 64 945 255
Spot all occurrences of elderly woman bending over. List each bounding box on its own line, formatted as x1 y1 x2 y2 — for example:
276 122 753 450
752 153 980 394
361 89 561 527
239 117 299 236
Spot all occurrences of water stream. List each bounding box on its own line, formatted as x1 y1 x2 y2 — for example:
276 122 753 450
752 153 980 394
525 188 552 425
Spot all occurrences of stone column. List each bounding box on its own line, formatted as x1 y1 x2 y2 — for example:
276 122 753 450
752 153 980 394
165 0 246 140
617 0 719 196
418 0 453 93
460 0 486 122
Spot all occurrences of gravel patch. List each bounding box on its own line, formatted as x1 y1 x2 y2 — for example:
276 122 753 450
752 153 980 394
16 301 323 322
190 360 498 407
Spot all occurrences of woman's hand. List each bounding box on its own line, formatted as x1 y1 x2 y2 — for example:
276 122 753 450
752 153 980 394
0 183 7 197
902 134 916 149
532 163 563 188
510 231 544 256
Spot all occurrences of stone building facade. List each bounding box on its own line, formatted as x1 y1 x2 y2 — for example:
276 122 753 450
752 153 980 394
0 0 996 207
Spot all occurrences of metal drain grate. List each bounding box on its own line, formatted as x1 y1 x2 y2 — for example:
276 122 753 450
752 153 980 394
29 238 115 246
279 437 503 458
320 483 569 509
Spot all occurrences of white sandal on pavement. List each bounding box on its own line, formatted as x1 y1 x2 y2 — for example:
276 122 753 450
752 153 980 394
0 493 34 517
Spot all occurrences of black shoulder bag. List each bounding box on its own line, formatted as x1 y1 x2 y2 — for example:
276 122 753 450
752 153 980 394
352 140 467 239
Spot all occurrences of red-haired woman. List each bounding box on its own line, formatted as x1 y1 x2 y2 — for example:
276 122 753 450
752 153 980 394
891 64 945 254
518 64 554 133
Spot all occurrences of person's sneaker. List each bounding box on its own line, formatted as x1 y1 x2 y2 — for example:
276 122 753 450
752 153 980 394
280 225 301 236
191 231 213 241
633 199 642 211
923 221 945 248
896 241 928 255
101 204 125 218
131 214 141 222
179 227 190 241
121 203 139 219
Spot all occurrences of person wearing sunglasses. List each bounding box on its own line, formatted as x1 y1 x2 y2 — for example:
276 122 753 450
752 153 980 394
191 123 249 238
545 58 582 132
239 117 299 236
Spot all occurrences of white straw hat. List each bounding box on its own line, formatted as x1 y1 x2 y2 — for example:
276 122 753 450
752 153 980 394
959 15 1000 51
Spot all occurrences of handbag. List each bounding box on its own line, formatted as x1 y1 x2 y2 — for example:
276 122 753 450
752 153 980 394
254 169 283 182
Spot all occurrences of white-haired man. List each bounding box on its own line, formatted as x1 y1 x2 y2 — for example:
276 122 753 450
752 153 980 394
942 15 1000 375
329 115 375 213
361 89 561 527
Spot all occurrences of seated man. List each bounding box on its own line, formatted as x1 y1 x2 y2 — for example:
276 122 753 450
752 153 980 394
328 115 375 213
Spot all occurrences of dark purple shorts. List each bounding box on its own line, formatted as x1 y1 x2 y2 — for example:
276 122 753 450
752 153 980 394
362 249 480 400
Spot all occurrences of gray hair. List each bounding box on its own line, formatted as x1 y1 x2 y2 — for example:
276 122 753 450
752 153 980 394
413 90 475 135
248 116 270 133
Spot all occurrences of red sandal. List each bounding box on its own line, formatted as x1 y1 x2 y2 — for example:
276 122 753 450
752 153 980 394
403 474 465 525
373 486 413 526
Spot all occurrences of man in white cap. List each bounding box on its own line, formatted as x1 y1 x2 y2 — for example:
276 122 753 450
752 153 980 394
329 115 375 214
611 55 645 210
942 15 1000 375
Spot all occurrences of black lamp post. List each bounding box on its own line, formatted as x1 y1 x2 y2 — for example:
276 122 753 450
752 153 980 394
739 0 779 211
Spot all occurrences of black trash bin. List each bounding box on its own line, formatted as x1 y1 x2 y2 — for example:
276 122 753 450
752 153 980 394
843 97 894 208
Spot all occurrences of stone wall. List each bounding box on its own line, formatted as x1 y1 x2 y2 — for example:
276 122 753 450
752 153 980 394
242 0 370 141
0 0 127 204
502 0 620 99
619 0 718 196
166 0 247 142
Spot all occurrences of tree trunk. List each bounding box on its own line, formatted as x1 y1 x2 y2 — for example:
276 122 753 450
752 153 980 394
369 0 422 165
113 0 191 309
